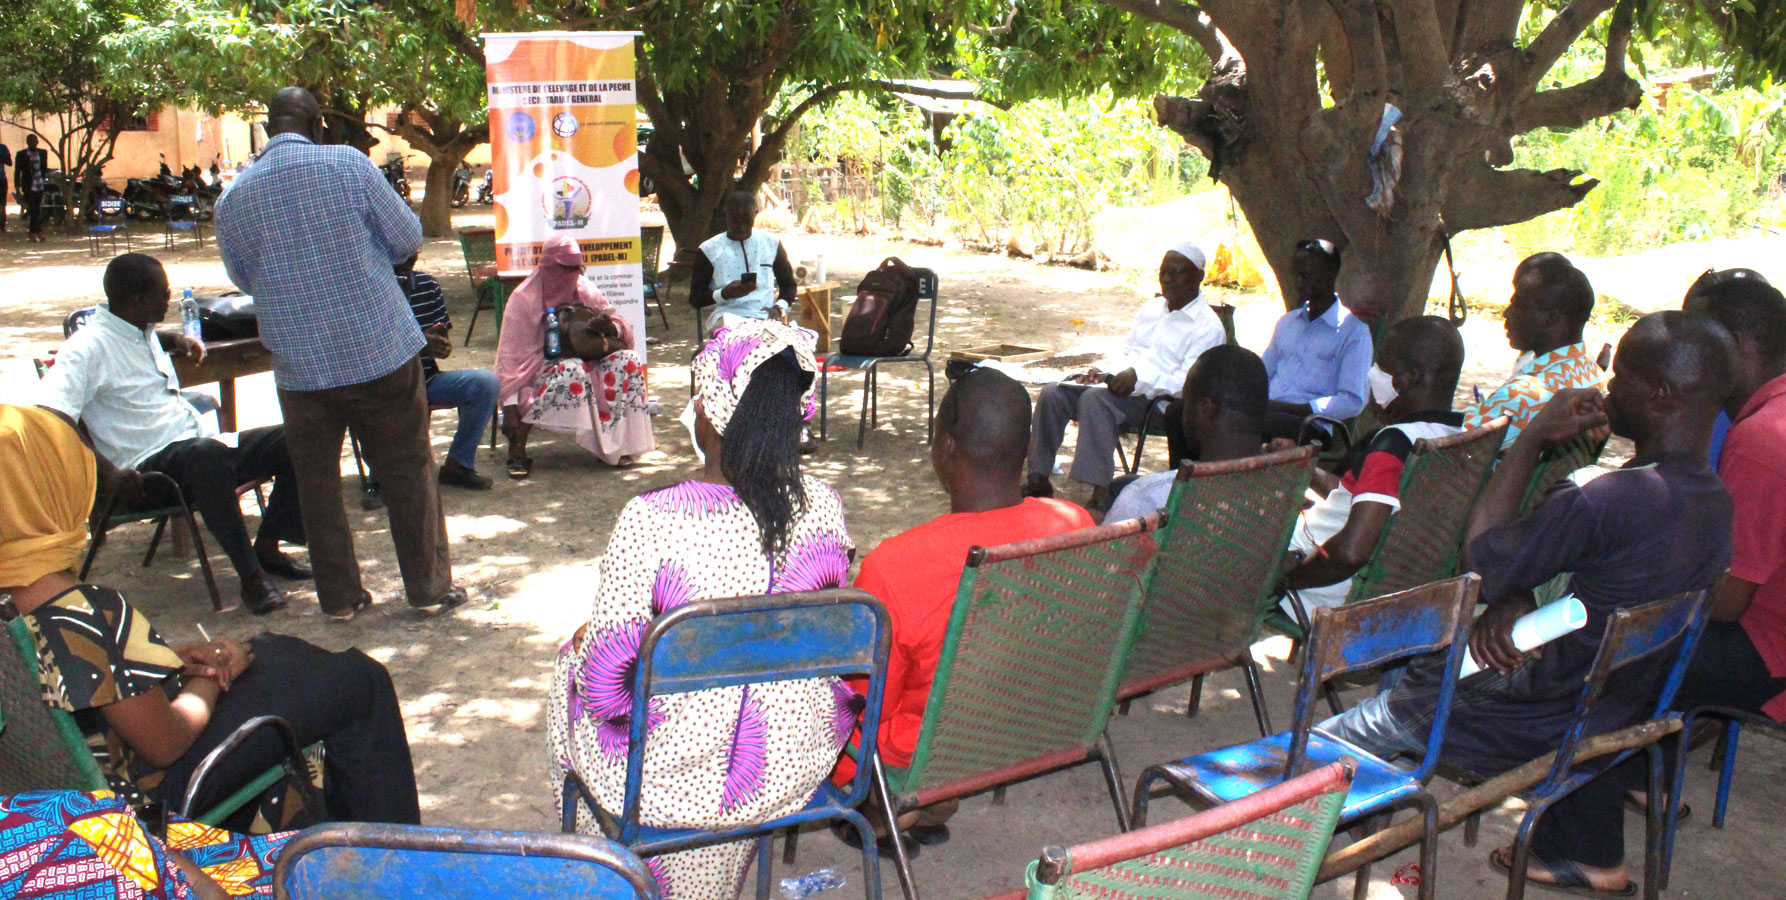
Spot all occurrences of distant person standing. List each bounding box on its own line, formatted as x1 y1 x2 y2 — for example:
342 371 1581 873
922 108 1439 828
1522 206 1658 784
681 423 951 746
15 134 50 242
214 86 464 622
0 139 11 232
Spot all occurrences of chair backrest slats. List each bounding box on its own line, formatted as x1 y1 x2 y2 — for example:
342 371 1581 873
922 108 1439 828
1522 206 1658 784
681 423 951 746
0 615 110 795
459 228 497 269
900 516 1158 799
639 590 887 694
1033 760 1354 900
275 822 661 900
640 225 664 277
1122 446 1314 698
1516 433 1607 517
1345 418 1506 604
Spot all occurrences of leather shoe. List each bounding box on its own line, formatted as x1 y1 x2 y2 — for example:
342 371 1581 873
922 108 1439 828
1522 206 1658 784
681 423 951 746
258 552 313 580
242 578 288 615
439 460 494 490
830 821 918 860
415 586 469 617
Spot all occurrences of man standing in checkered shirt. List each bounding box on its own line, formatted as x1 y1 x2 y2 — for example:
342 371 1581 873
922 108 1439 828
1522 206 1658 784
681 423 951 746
215 87 466 622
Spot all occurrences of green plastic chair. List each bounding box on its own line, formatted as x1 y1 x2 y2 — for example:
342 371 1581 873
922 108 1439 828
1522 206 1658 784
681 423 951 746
460 228 513 345
1516 432 1608 517
872 515 1162 900
1000 758 1354 900
1117 446 1315 736
1273 417 1508 641
0 608 319 830
640 224 668 329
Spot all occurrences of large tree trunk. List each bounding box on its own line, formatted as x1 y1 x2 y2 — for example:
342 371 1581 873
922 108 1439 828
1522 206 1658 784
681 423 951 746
418 155 459 236
1123 0 1640 326
397 113 485 238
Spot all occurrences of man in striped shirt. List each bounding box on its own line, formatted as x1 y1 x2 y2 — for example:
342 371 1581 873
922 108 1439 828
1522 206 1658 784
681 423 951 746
396 256 496 490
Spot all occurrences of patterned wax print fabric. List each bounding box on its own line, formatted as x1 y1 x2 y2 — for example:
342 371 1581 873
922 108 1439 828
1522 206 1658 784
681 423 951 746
1463 341 1602 448
688 319 819 438
548 475 855 900
0 790 293 898
521 352 654 465
26 584 184 809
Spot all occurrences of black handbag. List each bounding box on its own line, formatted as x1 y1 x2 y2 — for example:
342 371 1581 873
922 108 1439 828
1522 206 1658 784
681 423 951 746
195 291 258 340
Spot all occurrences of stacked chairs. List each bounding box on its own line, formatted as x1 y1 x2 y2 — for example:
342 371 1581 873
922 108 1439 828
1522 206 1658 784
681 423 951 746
1274 418 1507 641
559 589 892 900
1132 575 1480 900
1116 445 1316 737
871 516 1161 900
275 823 659 900
981 759 1354 900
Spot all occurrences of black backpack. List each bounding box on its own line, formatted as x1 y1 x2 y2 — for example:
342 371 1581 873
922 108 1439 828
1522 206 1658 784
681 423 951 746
838 257 921 357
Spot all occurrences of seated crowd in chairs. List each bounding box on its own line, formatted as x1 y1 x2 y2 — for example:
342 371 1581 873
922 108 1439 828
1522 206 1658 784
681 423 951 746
8 230 1786 900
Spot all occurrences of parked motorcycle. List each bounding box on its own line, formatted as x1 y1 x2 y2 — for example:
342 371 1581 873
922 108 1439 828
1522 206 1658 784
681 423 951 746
382 154 413 202
80 168 123 223
451 163 473 208
475 169 494 204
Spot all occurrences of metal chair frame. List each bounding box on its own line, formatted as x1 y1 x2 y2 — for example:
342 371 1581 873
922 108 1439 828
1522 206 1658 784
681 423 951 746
274 822 661 900
561 589 891 900
1664 704 1786 889
165 193 207 249
1493 590 1709 900
1133 575 1481 900
818 268 939 449
87 196 130 256
874 516 1162 900
83 471 226 611
1116 445 1317 737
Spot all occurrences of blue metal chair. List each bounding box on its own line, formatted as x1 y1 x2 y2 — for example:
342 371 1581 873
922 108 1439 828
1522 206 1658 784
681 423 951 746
818 268 938 449
1492 589 1708 900
165 193 207 248
87 197 130 256
1131 574 1480 900
560 589 891 900
1664 704 1785 889
274 822 660 900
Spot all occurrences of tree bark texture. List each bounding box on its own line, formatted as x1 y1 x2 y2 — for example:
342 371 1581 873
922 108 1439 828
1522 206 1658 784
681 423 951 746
1122 0 1642 324
397 109 486 238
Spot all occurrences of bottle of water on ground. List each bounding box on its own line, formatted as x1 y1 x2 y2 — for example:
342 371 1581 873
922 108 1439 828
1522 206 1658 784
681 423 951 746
543 306 563 360
779 867 845 899
181 289 202 341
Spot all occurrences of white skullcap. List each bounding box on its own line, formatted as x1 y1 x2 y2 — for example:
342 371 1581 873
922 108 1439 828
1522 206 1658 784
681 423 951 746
1166 241 1208 271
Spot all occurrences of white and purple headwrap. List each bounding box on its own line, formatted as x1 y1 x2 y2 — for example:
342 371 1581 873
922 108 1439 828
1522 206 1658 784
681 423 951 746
690 319 820 437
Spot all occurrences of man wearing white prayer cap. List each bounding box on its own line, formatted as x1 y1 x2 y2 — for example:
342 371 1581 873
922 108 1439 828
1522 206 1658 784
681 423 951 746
1025 241 1226 511
1259 238 1374 440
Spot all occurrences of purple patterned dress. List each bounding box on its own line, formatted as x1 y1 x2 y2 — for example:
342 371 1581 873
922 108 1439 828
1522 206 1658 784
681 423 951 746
548 475 855 900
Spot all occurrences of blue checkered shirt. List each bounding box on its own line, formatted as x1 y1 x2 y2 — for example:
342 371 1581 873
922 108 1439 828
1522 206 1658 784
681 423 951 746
215 133 425 391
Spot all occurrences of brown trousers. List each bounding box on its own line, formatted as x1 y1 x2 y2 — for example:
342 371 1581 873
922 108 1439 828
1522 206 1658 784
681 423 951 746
277 359 451 613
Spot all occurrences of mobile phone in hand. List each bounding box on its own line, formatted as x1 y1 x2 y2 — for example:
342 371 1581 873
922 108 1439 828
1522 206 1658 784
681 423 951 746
741 272 758 289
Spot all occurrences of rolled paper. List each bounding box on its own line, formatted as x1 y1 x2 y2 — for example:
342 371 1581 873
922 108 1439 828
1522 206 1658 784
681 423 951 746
1459 595 1588 678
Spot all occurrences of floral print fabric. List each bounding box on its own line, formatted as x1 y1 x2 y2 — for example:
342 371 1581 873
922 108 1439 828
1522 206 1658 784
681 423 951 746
523 350 655 465
548 475 855 900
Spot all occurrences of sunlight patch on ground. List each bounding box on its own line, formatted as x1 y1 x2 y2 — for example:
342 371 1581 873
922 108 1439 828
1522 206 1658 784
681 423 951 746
444 513 530 540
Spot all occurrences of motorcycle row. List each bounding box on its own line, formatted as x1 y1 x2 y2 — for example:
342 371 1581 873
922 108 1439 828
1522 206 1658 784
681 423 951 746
383 156 494 208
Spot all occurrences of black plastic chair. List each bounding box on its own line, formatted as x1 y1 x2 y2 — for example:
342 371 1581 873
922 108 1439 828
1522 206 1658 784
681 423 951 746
818 268 938 449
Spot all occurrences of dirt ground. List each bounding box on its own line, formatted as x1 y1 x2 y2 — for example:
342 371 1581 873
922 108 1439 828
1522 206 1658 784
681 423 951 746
2 206 1781 900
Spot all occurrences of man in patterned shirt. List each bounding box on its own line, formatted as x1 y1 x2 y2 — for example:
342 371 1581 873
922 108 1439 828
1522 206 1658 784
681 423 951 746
215 87 463 622
1464 252 1603 447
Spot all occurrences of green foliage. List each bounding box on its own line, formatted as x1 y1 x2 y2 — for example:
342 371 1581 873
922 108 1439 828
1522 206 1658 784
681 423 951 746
788 90 1205 254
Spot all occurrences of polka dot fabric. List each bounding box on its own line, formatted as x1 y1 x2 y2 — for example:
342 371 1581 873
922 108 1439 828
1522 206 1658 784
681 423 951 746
549 475 854 900
690 319 819 437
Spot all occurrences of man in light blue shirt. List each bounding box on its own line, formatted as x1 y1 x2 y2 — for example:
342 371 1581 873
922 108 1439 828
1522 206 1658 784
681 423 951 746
1260 239 1373 440
215 86 462 622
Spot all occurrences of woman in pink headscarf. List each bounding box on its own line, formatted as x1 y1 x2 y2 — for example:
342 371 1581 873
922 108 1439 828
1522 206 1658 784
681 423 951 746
496 234 654 478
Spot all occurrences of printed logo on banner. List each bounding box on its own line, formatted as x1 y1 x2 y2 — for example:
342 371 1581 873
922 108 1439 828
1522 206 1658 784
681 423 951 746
545 176 593 229
552 112 581 138
506 111 537 142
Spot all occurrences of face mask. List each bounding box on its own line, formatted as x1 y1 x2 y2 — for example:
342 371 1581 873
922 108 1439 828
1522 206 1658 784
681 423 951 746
1367 364 1399 408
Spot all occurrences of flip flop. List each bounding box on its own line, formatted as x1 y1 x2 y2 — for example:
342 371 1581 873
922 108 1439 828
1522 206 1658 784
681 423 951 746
1624 792 1689 822
1488 846 1636 898
507 456 533 480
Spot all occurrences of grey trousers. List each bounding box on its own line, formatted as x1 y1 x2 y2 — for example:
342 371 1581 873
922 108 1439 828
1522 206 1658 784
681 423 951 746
277 359 452 614
1026 381 1154 488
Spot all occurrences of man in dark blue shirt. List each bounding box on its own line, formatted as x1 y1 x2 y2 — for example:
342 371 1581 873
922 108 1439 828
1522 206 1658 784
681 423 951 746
1319 311 1735 895
394 256 497 491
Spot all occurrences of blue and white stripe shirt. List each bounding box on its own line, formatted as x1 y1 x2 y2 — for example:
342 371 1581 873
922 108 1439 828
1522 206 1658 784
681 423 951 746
215 133 425 391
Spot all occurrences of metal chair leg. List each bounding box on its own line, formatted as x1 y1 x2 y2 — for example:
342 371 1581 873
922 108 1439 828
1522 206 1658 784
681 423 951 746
177 500 224 611
819 365 830 441
856 366 872 450
1186 673 1205 718
755 834 772 900
1350 813 1385 900
1664 716 1699 890
1505 794 1555 900
1129 766 1166 828
1096 732 1131 832
144 517 169 566
1243 658 1274 736
872 759 918 900
1643 744 1664 900
1464 810 1482 846
923 361 935 443
1417 794 1440 900
781 825 799 865
1716 718 1740 827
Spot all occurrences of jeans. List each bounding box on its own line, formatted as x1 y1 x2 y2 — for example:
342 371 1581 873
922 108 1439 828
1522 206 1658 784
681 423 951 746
1318 691 1428 760
425 368 499 468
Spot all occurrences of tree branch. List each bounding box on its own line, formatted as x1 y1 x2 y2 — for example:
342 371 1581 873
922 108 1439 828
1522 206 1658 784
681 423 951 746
1515 0 1618 96
1441 165 1599 231
1512 1 1639 131
965 0 1019 36
1386 0 1452 100
1098 0 1237 69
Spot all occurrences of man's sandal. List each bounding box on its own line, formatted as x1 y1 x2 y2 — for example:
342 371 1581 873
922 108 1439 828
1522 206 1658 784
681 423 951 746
507 456 533 480
1488 846 1637 898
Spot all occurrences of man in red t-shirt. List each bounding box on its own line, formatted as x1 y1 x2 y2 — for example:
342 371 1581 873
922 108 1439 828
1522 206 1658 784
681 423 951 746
836 366 1092 843
1682 275 1786 716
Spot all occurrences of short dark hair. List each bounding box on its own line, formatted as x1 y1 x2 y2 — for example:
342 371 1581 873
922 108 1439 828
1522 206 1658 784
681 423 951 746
1516 254 1596 328
936 366 1031 467
725 190 756 212
1693 277 1786 363
1385 315 1466 396
1627 311 1737 402
1295 238 1342 271
102 253 166 306
1182 345 1268 420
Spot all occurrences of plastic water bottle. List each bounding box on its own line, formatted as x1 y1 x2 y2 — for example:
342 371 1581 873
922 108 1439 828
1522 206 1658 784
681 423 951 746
778 868 844 900
181 289 202 341
815 252 826 284
543 306 563 360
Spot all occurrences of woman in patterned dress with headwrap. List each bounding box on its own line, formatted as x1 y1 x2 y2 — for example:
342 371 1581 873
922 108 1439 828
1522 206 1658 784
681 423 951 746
548 320 859 900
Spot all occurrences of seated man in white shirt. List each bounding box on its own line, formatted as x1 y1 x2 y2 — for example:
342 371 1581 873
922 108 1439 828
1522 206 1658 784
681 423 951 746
38 253 307 614
1024 242 1226 511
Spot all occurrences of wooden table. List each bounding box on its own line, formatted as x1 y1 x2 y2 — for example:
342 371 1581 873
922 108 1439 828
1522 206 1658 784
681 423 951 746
798 281 842 354
174 337 273 432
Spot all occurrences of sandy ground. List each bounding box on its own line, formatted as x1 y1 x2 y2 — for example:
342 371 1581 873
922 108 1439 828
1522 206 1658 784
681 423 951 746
2 207 1780 899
